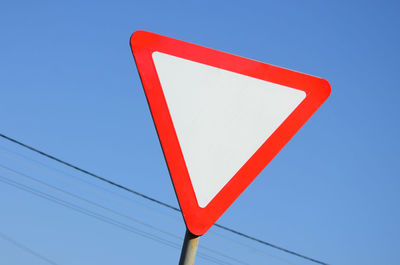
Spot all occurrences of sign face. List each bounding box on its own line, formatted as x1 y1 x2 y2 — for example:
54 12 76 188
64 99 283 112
130 31 331 235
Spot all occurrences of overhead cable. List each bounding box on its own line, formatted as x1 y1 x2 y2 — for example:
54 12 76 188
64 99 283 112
0 175 232 265
0 133 328 265
0 231 60 265
0 163 252 265
0 147 291 265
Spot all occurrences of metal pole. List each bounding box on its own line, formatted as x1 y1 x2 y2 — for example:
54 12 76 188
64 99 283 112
179 229 199 265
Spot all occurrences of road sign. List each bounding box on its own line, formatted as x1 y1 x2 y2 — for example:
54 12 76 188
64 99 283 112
130 31 331 236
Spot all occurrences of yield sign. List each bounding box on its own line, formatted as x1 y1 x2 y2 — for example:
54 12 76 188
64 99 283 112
130 31 331 236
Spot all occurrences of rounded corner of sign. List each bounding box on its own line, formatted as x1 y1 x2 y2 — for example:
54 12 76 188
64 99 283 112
182 208 211 236
186 223 208 236
130 30 154 50
130 30 147 39
319 78 332 99
130 31 141 44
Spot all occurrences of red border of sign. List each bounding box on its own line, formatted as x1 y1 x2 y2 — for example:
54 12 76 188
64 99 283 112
130 31 331 236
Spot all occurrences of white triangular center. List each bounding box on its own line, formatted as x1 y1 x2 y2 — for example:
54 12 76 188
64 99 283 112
152 52 306 208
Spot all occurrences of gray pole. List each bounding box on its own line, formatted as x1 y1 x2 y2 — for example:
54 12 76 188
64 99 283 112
179 229 199 265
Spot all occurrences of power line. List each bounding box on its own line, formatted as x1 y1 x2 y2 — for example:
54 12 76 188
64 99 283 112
0 133 329 265
208 229 296 265
213 224 324 264
0 146 296 265
0 231 60 265
0 134 179 211
0 175 179 249
0 145 181 226
0 162 182 241
0 163 253 265
0 174 232 265
0 147 291 265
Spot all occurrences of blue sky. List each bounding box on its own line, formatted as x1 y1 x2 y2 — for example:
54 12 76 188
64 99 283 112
0 0 399 264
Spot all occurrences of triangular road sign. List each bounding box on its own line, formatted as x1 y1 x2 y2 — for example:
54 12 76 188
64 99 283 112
130 31 331 236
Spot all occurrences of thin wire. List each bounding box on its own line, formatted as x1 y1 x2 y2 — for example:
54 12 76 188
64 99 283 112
0 134 180 210
0 231 60 265
0 175 179 248
205 230 296 265
0 148 287 265
0 163 182 241
0 133 329 265
0 175 232 265
0 145 181 226
0 163 253 265
213 224 327 265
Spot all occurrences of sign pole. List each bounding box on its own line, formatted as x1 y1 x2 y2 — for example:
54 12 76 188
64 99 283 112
179 229 199 265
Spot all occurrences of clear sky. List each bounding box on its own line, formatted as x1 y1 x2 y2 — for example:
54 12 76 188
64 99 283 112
0 1 399 265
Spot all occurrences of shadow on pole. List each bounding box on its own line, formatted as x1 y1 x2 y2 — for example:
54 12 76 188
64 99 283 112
179 229 199 265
